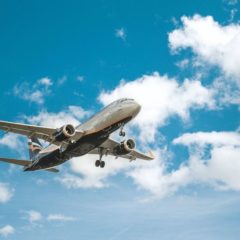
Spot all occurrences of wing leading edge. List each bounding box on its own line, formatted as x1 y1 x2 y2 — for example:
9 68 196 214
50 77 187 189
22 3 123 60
0 121 84 146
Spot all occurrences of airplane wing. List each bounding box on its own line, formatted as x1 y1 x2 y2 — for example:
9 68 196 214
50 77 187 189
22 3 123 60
88 138 154 161
0 157 59 173
0 121 84 146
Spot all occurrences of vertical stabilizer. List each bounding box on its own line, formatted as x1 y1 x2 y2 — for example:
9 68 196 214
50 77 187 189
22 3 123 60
28 137 42 160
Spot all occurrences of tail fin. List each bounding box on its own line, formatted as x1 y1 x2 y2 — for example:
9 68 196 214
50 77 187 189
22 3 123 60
28 137 43 160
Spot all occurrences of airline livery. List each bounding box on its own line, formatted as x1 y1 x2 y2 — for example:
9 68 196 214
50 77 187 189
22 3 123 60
0 98 154 173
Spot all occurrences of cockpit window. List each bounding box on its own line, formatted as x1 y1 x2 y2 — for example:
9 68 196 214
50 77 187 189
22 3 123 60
116 98 134 103
102 98 134 110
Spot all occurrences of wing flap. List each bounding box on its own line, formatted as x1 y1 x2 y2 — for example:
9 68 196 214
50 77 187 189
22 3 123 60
44 168 59 173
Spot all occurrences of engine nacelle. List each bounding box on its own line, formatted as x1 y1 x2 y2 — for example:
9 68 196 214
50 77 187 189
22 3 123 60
113 139 136 156
54 124 75 142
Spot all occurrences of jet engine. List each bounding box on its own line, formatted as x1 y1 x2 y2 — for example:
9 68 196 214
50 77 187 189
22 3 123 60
54 124 75 142
113 139 136 156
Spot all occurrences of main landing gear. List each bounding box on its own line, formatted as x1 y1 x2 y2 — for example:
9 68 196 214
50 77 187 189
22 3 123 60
95 147 105 168
95 160 105 168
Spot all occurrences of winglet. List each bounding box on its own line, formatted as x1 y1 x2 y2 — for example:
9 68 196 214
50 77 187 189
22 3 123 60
147 151 155 160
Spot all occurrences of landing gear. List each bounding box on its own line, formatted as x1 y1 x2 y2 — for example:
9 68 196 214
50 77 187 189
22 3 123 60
119 125 126 137
95 159 105 168
95 147 106 168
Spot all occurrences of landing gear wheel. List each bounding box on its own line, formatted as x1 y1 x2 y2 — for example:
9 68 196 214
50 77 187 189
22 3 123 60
95 160 101 167
100 161 105 168
119 131 126 137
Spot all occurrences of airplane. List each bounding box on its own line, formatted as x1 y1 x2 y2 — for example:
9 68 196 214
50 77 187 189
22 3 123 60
0 98 154 173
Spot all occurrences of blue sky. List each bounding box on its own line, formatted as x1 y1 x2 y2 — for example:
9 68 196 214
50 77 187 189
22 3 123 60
0 0 240 239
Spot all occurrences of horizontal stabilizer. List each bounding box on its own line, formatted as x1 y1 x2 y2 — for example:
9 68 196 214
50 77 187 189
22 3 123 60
0 158 59 173
0 157 30 166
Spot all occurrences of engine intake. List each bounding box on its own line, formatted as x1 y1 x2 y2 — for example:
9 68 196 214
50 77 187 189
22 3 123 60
113 139 136 156
54 124 75 142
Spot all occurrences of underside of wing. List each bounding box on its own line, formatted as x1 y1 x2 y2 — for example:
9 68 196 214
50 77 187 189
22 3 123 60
130 149 155 160
0 121 85 146
88 138 154 161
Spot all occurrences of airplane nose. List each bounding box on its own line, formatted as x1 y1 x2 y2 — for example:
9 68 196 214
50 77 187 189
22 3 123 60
132 101 141 116
135 102 141 112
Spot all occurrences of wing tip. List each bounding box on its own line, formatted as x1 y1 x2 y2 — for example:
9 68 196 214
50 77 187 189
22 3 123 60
147 151 155 160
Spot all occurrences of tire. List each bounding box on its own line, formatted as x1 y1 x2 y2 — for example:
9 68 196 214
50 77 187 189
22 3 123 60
100 161 105 168
95 160 101 167
120 131 126 137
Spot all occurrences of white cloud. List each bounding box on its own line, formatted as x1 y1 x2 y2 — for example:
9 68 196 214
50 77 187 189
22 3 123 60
169 15 240 80
173 131 240 147
173 130 240 191
123 130 240 199
38 77 52 87
99 72 215 143
0 225 15 237
58 155 131 189
35 178 47 186
115 28 126 40
176 58 189 69
0 134 25 151
0 183 13 203
229 8 238 22
22 210 75 225
23 210 42 223
127 148 191 199
56 147 192 200
77 75 84 82
47 214 76 222
58 173 104 189
224 0 238 5
171 17 179 27
24 106 91 128
211 76 240 105
57 75 67 85
13 77 53 104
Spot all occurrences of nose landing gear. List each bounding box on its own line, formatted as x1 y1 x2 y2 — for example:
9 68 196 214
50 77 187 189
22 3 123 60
119 124 126 137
